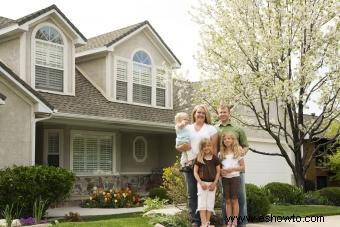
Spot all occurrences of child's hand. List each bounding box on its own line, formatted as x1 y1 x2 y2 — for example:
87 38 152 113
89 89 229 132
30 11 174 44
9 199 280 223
200 182 208 190
208 182 216 191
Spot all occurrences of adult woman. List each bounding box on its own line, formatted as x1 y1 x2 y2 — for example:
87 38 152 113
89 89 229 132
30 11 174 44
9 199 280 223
177 104 218 227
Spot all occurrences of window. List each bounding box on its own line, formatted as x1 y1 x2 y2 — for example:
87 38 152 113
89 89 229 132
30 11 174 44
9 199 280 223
34 26 64 92
133 51 152 105
156 69 166 107
114 51 172 108
116 60 128 101
133 136 147 162
44 129 63 167
71 131 114 175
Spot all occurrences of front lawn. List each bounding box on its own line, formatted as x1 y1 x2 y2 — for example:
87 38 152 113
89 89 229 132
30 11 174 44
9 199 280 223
270 205 340 217
55 213 152 227
53 205 340 226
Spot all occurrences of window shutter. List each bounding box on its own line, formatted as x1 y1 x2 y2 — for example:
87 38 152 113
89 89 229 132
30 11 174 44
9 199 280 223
133 63 152 104
72 133 113 175
156 69 166 107
47 132 60 167
72 136 85 173
116 60 128 101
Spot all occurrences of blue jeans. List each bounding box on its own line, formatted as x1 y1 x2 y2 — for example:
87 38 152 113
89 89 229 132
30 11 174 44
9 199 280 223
222 172 248 226
183 170 200 225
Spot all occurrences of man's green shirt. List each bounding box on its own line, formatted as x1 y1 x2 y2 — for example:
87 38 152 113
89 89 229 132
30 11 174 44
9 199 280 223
215 121 249 148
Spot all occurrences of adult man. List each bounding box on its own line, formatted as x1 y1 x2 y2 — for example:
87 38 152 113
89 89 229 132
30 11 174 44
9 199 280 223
216 104 249 227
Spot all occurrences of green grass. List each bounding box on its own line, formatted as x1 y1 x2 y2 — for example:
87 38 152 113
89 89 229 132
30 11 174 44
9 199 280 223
55 213 152 227
270 205 340 217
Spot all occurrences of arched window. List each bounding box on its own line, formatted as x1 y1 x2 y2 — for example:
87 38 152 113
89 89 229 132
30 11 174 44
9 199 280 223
132 51 152 104
133 136 147 162
35 26 64 92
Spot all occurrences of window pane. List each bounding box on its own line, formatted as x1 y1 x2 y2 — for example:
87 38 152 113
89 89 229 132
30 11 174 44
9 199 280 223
133 84 152 105
156 88 166 107
36 26 63 44
35 65 63 92
116 81 127 101
48 155 59 167
133 51 151 65
73 136 85 173
48 132 59 154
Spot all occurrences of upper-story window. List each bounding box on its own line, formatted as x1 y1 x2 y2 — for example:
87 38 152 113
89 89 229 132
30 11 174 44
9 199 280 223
132 51 152 105
114 50 170 108
34 26 64 92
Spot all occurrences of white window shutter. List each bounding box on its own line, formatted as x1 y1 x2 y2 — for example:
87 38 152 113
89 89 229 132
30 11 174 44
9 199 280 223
116 60 128 101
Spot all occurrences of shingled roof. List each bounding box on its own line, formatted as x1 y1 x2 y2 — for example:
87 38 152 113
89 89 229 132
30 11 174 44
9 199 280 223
76 20 181 65
38 70 179 124
0 4 86 42
0 61 54 110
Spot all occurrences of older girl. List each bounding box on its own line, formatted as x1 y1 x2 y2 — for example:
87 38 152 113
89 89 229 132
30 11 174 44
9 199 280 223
219 131 245 227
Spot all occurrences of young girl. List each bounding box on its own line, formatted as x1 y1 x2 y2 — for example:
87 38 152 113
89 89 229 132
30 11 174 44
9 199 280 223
193 138 221 227
219 132 245 227
175 112 195 167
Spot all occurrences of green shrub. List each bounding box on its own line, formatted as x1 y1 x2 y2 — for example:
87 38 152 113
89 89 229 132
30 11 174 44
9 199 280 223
264 182 304 205
246 184 270 220
162 158 187 205
148 187 169 201
0 165 75 217
317 187 340 206
303 191 330 205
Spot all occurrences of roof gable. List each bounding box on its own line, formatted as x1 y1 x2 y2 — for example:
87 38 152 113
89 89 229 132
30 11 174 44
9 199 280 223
76 21 181 66
0 4 86 43
0 61 54 111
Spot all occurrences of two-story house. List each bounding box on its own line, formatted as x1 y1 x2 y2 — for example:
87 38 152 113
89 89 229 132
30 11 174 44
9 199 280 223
0 4 301 201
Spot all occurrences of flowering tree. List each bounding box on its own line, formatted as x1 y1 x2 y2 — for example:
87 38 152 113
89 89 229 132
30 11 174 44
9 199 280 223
191 0 339 188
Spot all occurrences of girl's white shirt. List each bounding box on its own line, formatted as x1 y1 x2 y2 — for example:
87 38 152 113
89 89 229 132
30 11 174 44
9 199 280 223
220 154 243 178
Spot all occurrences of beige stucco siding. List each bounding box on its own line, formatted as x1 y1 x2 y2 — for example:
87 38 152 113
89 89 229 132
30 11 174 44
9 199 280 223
77 57 107 94
114 31 168 66
0 37 20 75
0 79 34 168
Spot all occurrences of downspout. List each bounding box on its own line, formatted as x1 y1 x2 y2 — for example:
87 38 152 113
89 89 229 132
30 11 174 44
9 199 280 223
31 109 57 165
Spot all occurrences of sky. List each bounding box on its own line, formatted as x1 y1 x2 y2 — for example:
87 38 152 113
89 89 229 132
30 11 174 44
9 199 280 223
0 0 202 81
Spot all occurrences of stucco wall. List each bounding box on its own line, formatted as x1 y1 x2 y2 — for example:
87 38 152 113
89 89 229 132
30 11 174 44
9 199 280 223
77 57 107 94
0 37 20 75
0 79 34 168
114 31 168 67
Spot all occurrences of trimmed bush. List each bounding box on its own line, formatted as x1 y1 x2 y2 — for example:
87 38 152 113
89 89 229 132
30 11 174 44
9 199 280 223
264 182 304 205
246 184 270 220
0 165 75 217
317 187 340 206
148 187 169 201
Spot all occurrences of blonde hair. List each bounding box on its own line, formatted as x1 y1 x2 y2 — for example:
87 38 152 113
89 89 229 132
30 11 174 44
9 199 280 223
218 103 231 113
219 131 240 159
191 104 212 124
175 112 189 124
196 138 212 164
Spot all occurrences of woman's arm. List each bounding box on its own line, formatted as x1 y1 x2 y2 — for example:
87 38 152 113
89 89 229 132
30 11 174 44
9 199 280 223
233 158 245 172
176 143 191 152
210 132 218 155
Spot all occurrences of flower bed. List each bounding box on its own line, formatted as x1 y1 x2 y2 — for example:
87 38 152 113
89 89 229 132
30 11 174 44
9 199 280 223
81 186 142 208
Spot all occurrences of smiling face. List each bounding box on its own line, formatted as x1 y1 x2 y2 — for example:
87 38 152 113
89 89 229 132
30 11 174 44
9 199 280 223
202 142 212 155
223 134 234 148
218 106 230 123
194 106 206 123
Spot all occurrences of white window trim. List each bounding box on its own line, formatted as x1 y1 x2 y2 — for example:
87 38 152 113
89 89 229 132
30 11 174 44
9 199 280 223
70 130 116 176
31 22 69 95
133 136 148 163
43 129 64 167
113 53 172 109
